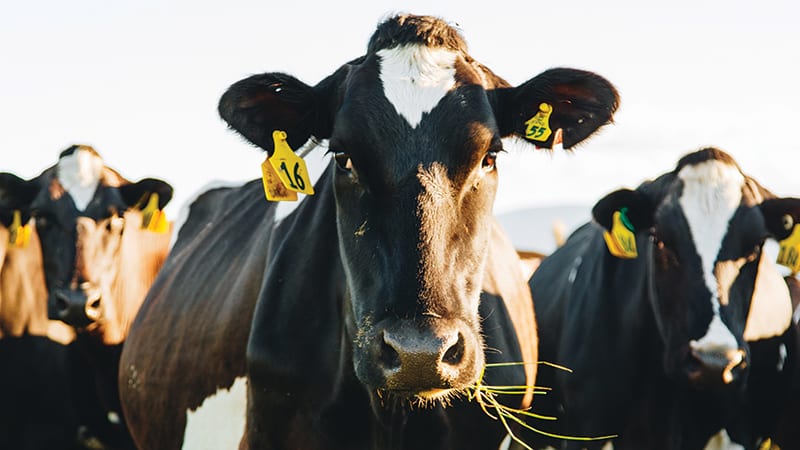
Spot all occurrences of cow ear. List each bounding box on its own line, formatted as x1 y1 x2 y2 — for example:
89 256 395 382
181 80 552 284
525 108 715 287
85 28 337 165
119 178 174 209
495 68 619 149
0 172 40 211
218 72 320 155
591 188 654 232
759 198 800 241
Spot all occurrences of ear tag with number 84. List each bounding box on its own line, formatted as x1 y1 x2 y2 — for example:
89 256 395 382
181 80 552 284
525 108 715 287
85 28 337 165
777 224 800 274
603 208 638 259
260 130 315 202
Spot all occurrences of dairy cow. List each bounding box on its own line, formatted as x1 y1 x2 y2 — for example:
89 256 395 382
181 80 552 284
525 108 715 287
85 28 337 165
526 148 800 450
119 13 619 450
0 145 174 449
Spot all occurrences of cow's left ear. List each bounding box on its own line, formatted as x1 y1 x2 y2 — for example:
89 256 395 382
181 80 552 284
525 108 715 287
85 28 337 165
759 198 800 241
119 178 174 209
591 188 654 232
494 68 619 149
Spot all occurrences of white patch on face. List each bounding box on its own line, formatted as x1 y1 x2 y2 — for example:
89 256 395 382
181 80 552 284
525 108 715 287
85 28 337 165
57 148 104 211
703 428 744 450
378 44 457 128
679 160 744 353
601 442 615 450
182 376 247 450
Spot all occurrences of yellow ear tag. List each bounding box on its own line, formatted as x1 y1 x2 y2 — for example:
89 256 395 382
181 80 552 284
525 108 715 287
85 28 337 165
524 103 554 142
260 157 298 202
269 130 315 196
9 210 32 248
777 225 800 274
140 193 169 234
602 209 638 259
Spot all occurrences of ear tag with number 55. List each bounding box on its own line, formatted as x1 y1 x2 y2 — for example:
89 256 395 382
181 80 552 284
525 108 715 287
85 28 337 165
603 208 638 259
524 102 553 142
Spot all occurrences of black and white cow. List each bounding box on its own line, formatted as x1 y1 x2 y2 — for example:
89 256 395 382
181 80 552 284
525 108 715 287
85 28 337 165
118 13 619 450
525 147 800 450
0 145 174 450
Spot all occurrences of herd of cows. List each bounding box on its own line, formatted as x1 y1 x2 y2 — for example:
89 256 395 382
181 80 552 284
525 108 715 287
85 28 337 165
1 12 800 450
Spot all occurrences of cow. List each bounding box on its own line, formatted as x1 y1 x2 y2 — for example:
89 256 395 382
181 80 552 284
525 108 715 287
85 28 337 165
118 13 620 450
524 147 800 450
0 144 174 450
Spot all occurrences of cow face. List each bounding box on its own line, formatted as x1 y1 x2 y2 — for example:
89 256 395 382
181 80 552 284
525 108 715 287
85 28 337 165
0 145 173 345
220 14 618 400
593 148 800 388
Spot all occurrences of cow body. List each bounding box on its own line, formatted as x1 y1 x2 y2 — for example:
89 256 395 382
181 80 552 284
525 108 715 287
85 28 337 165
526 148 800 450
0 145 174 449
120 14 619 449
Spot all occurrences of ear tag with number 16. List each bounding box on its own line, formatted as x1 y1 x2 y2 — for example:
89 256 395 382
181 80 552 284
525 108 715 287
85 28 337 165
270 130 314 196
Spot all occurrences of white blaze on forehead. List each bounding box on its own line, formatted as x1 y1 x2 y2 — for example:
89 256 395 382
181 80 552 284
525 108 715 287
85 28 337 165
378 44 458 128
703 428 744 450
57 148 104 211
679 160 744 352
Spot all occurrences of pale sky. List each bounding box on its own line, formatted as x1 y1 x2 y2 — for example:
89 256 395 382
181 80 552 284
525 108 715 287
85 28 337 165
2 0 799 226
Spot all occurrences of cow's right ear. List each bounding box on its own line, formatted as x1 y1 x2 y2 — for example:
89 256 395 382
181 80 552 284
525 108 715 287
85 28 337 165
119 178 174 210
218 72 321 155
591 188 654 232
0 173 40 211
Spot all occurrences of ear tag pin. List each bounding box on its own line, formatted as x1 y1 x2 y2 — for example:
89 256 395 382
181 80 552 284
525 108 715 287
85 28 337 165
525 103 554 142
777 224 800 274
9 210 31 248
603 208 638 259
141 193 169 234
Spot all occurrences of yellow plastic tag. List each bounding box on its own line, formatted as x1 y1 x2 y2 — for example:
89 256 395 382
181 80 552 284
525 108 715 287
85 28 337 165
777 225 800 274
261 157 298 202
603 209 638 259
524 103 553 142
9 210 32 248
269 130 315 196
140 193 169 234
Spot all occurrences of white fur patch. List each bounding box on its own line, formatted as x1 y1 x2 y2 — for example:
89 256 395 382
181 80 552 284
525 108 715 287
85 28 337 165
378 44 457 128
182 376 247 450
679 160 744 351
57 148 104 211
703 428 744 450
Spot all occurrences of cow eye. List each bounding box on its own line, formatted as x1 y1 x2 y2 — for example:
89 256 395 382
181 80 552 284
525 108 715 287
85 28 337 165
334 152 353 172
783 214 794 231
482 151 497 171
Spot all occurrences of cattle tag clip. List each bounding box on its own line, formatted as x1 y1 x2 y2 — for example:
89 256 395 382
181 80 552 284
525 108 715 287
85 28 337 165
260 130 315 203
524 103 553 143
777 225 800 274
603 208 638 259
8 210 32 248
140 193 169 234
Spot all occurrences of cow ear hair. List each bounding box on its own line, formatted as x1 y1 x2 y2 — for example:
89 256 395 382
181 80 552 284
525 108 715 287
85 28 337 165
119 178 174 209
494 68 619 149
219 72 321 155
759 197 800 240
591 188 654 232
0 172 40 210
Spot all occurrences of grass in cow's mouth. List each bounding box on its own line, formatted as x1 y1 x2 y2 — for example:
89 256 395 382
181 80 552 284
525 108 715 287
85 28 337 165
469 361 618 450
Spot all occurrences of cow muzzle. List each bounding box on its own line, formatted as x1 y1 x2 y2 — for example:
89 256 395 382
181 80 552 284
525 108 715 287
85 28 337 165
53 288 103 328
359 319 483 399
686 347 747 388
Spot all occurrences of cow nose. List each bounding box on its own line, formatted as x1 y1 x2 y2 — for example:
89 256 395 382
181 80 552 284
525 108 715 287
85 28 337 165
687 348 746 387
54 289 102 327
378 325 472 392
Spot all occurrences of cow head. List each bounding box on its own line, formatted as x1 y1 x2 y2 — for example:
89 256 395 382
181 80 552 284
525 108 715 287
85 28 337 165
593 147 800 389
0 145 173 345
220 14 618 402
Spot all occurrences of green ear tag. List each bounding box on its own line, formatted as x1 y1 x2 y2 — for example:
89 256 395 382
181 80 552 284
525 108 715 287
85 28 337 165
602 208 638 259
777 225 800 274
268 130 315 196
9 210 31 248
524 103 553 142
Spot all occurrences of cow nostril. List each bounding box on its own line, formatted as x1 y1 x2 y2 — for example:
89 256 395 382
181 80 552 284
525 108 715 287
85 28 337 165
55 294 69 312
88 298 101 310
442 333 465 366
379 334 401 370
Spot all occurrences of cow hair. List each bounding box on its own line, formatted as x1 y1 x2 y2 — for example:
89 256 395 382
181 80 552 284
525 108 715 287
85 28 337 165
367 14 468 54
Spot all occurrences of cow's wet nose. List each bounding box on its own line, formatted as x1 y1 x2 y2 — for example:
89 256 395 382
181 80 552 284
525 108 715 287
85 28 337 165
378 324 474 391
54 289 102 327
687 348 746 387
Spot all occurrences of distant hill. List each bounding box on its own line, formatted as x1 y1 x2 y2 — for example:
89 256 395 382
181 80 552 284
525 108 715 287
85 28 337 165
497 205 591 255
